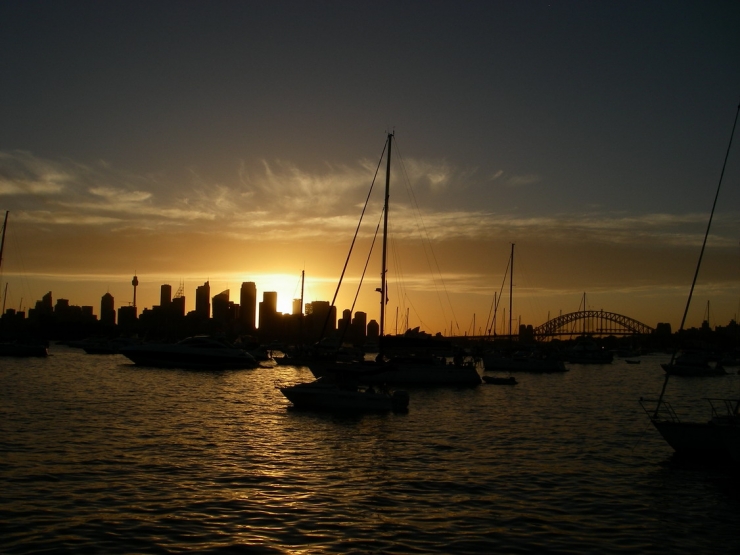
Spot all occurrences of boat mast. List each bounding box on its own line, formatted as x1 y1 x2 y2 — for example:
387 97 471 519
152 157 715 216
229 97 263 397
379 132 392 357
653 98 740 418
0 211 8 272
509 243 514 339
300 270 304 315
0 211 8 312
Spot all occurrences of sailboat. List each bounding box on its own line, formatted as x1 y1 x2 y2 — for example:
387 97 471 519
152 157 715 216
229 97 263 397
288 133 480 394
482 244 566 373
0 211 48 358
279 133 414 412
640 100 740 461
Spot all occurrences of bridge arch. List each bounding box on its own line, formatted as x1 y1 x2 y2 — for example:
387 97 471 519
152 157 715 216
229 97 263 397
533 310 654 339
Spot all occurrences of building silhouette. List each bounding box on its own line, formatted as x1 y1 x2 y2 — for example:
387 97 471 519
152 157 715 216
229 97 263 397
101 293 115 326
258 291 279 340
212 289 238 324
160 284 172 308
195 281 210 319
305 300 336 342
240 282 256 331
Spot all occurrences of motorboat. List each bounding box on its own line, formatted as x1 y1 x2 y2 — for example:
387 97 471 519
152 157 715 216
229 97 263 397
565 340 613 364
279 377 409 412
0 341 48 357
640 398 739 460
120 336 258 369
660 351 726 376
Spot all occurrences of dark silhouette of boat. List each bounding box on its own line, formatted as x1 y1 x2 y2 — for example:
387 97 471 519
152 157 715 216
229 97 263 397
279 376 409 412
660 351 726 376
120 336 258 369
643 99 740 461
0 211 48 358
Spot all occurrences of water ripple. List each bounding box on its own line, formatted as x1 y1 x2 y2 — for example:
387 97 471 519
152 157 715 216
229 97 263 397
2 348 739 553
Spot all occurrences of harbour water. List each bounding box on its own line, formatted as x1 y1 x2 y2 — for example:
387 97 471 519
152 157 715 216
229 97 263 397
2 344 739 554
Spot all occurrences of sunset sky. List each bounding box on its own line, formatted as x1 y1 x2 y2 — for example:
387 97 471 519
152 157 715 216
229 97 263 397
1 1 739 335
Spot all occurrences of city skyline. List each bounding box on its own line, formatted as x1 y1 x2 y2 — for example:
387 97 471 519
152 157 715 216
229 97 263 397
1 2 740 335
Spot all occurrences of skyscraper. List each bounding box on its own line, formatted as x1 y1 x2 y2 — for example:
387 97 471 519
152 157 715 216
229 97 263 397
240 282 256 331
160 284 172 308
195 281 210 319
101 292 115 326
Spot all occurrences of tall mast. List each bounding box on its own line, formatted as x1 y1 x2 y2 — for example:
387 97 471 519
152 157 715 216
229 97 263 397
300 270 305 315
379 132 393 356
509 243 514 338
0 211 8 272
0 211 9 313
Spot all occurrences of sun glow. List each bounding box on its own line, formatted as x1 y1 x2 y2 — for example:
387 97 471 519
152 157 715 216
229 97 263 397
247 273 309 315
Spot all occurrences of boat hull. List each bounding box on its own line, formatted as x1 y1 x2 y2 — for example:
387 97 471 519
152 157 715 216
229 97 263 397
280 381 408 412
651 420 730 458
120 339 258 370
660 363 726 376
0 343 48 357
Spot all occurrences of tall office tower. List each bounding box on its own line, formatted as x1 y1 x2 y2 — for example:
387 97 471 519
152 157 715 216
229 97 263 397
39 291 53 314
212 289 230 322
292 298 302 315
101 292 115 326
258 291 278 334
263 291 277 312
339 309 351 336
173 281 186 317
240 282 257 331
305 300 336 341
195 281 210 319
160 284 172 307
366 319 380 340
352 311 368 340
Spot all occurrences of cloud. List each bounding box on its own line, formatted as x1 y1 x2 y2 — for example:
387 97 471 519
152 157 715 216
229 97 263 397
0 150 69 196
1 149 736 250
504 173 542 188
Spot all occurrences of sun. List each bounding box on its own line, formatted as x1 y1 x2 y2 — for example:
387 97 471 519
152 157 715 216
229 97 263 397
251 273 307 315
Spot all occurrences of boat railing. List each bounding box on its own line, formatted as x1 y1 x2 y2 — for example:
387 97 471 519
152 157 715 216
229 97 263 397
706 398 740 424
639 398 681 422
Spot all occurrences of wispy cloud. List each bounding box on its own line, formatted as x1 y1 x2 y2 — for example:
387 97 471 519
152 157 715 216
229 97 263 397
1 150 736 249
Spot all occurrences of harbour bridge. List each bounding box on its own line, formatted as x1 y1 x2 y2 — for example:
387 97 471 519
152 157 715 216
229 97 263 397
532 310 654 339
463 310 655 341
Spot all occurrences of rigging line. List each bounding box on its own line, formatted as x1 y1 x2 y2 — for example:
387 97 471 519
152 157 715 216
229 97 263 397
317 137 388 343
335 208 383 347
389 234 406 329
654 97 740 417
393 140 457 332
402 292 433 332
485 253 511 335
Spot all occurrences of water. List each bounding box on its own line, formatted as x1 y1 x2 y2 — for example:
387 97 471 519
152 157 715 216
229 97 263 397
2 345 739 554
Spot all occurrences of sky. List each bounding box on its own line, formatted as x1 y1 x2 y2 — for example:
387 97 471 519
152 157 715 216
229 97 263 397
1 0 740 336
